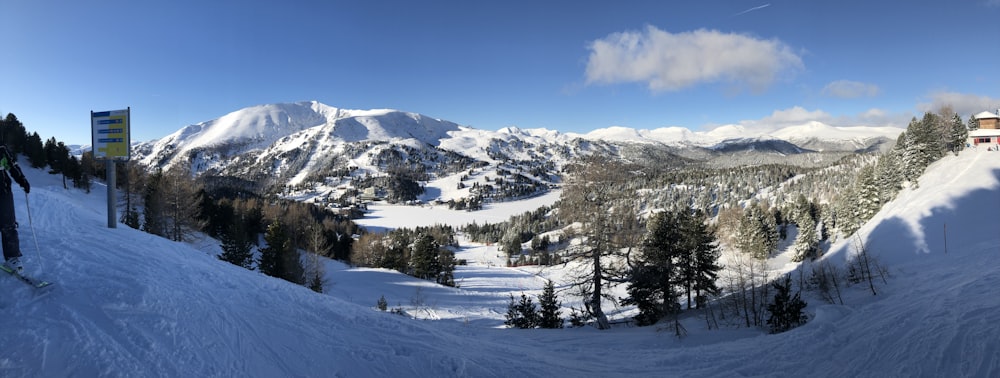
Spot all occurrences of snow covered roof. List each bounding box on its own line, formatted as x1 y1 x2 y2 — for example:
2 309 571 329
970 128 1000 137
973 111 999 120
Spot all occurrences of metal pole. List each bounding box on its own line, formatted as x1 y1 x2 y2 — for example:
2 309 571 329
107 159 117 228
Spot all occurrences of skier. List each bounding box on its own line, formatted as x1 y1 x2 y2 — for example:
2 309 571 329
0 145 29 274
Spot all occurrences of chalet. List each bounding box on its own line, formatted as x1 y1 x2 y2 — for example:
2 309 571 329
970 110 1000 148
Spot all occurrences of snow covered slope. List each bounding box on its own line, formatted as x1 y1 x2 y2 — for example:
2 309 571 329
3 148 999 376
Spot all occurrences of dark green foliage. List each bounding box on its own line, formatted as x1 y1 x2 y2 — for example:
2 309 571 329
259 220 304 284
537 280 563 329
625 210 722 325
504 293 539 329
409 233 457 286
435 248 456 287
624 211 681 326
0 114 27 152
410 234 441 280
219 221 255 270
766 274 808 333
25 132 45 169
377 295 388 311
353 226 457 286
687 213 723 307
308 272 324 293
122 205 141 229
623 265 677 326
568 308 592 328
737 203 779 259
949 114 968 154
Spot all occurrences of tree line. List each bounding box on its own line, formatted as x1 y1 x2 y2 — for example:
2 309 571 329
1 113 93 191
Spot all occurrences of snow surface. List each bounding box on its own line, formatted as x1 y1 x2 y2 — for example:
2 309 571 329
2 149 1000 377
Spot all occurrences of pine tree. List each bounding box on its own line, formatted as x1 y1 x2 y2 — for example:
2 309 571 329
623 211 681 326
504 293 540 329
436 248 457 287
967 114 979 131
1 113 27 153
259 220 290 279
737 203 778 259
219 221 255 270
949 113 968 154
25 132 45 168
874 151 903 204
766 274 808 333
668 210 722 309
689 212 723 308
377 295 389 311
853 164 880 224
537 280 563 328
410 234 440 280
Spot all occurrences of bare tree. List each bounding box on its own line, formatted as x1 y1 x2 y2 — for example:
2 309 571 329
161 160 205 242
559 155 639 330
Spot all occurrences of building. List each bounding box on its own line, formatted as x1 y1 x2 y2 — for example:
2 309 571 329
970 110 1000 147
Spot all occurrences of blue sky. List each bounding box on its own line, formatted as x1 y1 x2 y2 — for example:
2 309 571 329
2 0 999 144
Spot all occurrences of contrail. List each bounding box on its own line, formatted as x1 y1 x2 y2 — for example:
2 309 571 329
733 3 771 16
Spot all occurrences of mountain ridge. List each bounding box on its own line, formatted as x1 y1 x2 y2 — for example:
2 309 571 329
130 101 903 203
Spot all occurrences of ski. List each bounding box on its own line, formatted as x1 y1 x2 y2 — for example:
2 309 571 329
0 265 53 289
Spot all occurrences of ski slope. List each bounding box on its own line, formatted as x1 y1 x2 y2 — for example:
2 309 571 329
1 149 999 377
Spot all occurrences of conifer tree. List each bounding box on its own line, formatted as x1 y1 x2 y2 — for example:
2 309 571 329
736 203 778 259
437 248 456 287
219 221 255 270
967 114 978 131
766 274 808 333
874 151 903 204
949 113 968 154
25 132 45 168
853 164 880 224
1 113 27 153
259 220 290 279
538 280 563 328
624 211 681 326
668 210 722 309
504 293 540 329
410 234 440 280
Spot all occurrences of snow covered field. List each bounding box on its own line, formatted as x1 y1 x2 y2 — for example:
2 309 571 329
1 149 999 377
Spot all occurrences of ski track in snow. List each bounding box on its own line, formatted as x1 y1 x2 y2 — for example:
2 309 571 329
1 150 999 377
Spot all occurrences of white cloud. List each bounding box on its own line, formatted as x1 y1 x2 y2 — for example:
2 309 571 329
821 80 880 98
584 26 803 93
917 91 1000 117
735 106 831 133
722 106 910 135
986 0 1000 7
760 106 832 125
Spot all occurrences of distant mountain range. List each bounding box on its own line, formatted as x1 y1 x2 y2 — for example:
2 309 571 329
130 101 903 203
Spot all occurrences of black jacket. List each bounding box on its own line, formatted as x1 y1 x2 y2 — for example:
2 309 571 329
0 146 29 193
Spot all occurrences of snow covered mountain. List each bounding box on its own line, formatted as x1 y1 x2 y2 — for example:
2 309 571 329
131 101 902 202
4 145 998 376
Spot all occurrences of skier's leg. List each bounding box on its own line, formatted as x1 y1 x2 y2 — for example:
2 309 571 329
0 189 21 261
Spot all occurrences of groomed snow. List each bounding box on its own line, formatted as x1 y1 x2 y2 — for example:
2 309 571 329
1 148 998 377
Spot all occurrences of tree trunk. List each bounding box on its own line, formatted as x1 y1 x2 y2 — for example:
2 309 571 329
591 249 610 330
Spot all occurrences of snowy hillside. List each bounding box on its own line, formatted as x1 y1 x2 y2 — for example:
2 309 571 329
129 101 901 205
2 145 999 376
